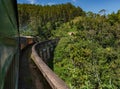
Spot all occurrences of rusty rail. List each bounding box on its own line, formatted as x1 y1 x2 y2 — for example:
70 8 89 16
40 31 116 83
31 39 70 89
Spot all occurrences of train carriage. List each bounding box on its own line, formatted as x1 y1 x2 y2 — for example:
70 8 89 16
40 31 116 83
0 0 19 89
20 36 35 49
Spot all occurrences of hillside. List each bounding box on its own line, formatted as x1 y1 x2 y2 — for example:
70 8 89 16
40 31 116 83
18 3 85 39
53 16 120 88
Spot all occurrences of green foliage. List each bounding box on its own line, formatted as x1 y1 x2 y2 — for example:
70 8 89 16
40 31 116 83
20 25 37 36
53 14 120 89
107 10 120 25
18 3 85 39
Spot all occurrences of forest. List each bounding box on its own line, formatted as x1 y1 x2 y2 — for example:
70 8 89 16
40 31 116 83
18 3 120 89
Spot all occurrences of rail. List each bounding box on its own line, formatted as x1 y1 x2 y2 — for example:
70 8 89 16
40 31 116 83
31 39 70 89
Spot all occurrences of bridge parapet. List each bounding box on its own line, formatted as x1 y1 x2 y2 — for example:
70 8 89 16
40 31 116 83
35 39 59 68
31 39 70 89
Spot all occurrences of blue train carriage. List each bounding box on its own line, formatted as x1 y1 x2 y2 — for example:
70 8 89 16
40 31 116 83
0 0 19 89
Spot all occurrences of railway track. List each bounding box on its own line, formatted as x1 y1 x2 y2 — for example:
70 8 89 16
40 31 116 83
18 45 43 89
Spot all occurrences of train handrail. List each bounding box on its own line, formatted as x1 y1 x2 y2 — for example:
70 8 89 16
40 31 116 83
31 40 70 89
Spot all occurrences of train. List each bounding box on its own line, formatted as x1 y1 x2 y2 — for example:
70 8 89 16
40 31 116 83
20 36 35 49
0 0 18 88
0 0 36 88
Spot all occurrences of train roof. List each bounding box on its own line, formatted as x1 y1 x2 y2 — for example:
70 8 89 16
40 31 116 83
20 36 34 38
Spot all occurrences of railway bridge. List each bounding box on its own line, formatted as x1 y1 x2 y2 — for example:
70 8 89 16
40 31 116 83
18 38 70 89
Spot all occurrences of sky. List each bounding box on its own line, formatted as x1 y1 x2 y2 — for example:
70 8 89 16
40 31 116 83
17 0 120 14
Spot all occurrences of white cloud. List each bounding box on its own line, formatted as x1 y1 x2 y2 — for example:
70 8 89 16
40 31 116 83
47 2 55 5
27 0 35 4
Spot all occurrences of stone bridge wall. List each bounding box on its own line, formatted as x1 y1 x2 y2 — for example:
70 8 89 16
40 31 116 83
31 39 70 89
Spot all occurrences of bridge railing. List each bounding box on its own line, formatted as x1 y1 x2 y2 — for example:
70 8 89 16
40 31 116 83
31 39 70 89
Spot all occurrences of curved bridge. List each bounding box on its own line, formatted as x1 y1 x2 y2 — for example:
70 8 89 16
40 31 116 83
18 39 70 89
31 39 69 89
